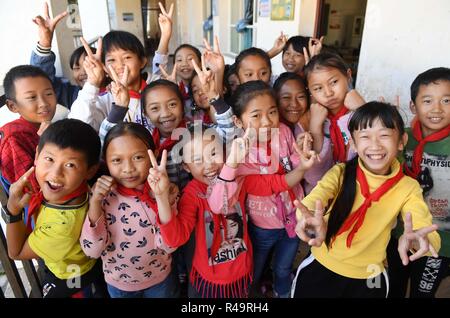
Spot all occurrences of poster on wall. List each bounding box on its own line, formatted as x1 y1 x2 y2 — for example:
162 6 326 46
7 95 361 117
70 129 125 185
259 0 270 17
271 0 295 21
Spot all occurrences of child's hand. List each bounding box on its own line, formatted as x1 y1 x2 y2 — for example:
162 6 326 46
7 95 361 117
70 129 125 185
158 2 174 39
168 183 179 206
303 36 324 65
159 63 178 84
344 89 366 110
378 95 400 109
203 36 225 74
226 125 253 168
273 32 288 54
81 37 105 88
398 212 439 266
91 176 115 203
109 65 130 107
192 56 217 100
148 149 170 197
294 199 326 247
7 167 35 215
37 121 51 137
293 133 319 171
309 103 328 128
32 2 68 48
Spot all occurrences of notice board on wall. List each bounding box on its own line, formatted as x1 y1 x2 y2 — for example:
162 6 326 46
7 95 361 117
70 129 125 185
271 0 295 21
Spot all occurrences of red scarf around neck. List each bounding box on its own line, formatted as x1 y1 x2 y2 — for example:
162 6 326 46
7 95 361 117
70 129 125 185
178 81 191 101
128 79 148 99
328 106 349 163
116 182 158 212
404 121 450 179
26 182 88 232
336 162 404 248
151 119 187 158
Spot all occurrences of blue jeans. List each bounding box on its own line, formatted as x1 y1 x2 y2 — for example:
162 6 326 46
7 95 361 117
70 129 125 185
249 223 299 297
107 270 179 298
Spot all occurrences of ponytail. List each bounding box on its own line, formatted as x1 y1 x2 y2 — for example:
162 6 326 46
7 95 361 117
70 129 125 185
325 156 358 247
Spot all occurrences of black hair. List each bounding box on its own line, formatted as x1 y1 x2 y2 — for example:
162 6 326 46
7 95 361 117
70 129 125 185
173 44 202 64
103 122 155 158
235 47 272 76
304 52 349 82
101 30 146 66
410 67 450 102
37 119 101 168
69 45 96 69
231 80 276 118
282 35 310 55
140 79 184 116
179 122 221 159
3 65 53 101
273 72 307 96
325 102 405 247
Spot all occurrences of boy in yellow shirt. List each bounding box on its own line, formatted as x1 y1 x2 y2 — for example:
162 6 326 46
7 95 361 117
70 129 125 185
291 102 440 298
3 119 102 297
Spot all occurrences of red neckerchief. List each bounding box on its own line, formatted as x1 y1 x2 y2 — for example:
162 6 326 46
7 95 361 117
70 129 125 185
26 182 88 232
404 121 450 179
116 182 158 212
328 106 349 163
257 141 297 202
178 81 191 100
336 163 404 248
152 119 187 158
129 79 148 99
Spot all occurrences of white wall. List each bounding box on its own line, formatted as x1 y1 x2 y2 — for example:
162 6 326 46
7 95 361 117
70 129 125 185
78 0 110 42
255 0 318 75
356 0 450 125
113 0 145 44
0 1 64 83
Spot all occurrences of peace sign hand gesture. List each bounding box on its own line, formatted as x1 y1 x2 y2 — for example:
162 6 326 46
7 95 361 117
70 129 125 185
294 199 327 247
203 36 225 74
159 62 178 84
226 125 254 168
158 2 174 39
192 56 217 100
81 37 105 88
398 212 439 266
7 167 36 215
293 132 320 171
32 2 68 48
147 149 171 197
109 65 130 107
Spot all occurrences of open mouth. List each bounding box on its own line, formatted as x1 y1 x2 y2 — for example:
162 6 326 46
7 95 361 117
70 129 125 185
428 117 443 124
203 172 218 180
366 154 386 160
160 119 176 128
46 181 64 192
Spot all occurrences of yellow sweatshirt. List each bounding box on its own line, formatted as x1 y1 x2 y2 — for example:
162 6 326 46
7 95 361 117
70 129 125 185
299 158 441 279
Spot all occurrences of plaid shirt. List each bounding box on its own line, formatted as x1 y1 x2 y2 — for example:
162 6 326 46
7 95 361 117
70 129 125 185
0 117 39 191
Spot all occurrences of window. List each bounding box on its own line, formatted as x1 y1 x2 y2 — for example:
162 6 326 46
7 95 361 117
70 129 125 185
229 0 254 55
203 0 214 44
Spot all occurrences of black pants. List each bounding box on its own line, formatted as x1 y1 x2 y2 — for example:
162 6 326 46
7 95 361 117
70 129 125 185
292 254 387 298
41 260 104 298
387 236 450 298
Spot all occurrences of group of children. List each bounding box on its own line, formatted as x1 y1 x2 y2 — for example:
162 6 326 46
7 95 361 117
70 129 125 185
0 2 448 298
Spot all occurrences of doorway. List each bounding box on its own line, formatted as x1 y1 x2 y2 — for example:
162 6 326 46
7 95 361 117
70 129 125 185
141 0 164 56
316 0 367 83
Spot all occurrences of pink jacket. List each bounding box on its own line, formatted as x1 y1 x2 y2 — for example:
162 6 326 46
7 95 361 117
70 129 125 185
210 123 304 229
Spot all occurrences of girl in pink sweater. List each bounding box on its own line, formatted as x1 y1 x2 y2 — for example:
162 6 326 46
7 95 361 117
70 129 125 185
210 80 318 297
80 122 178 298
